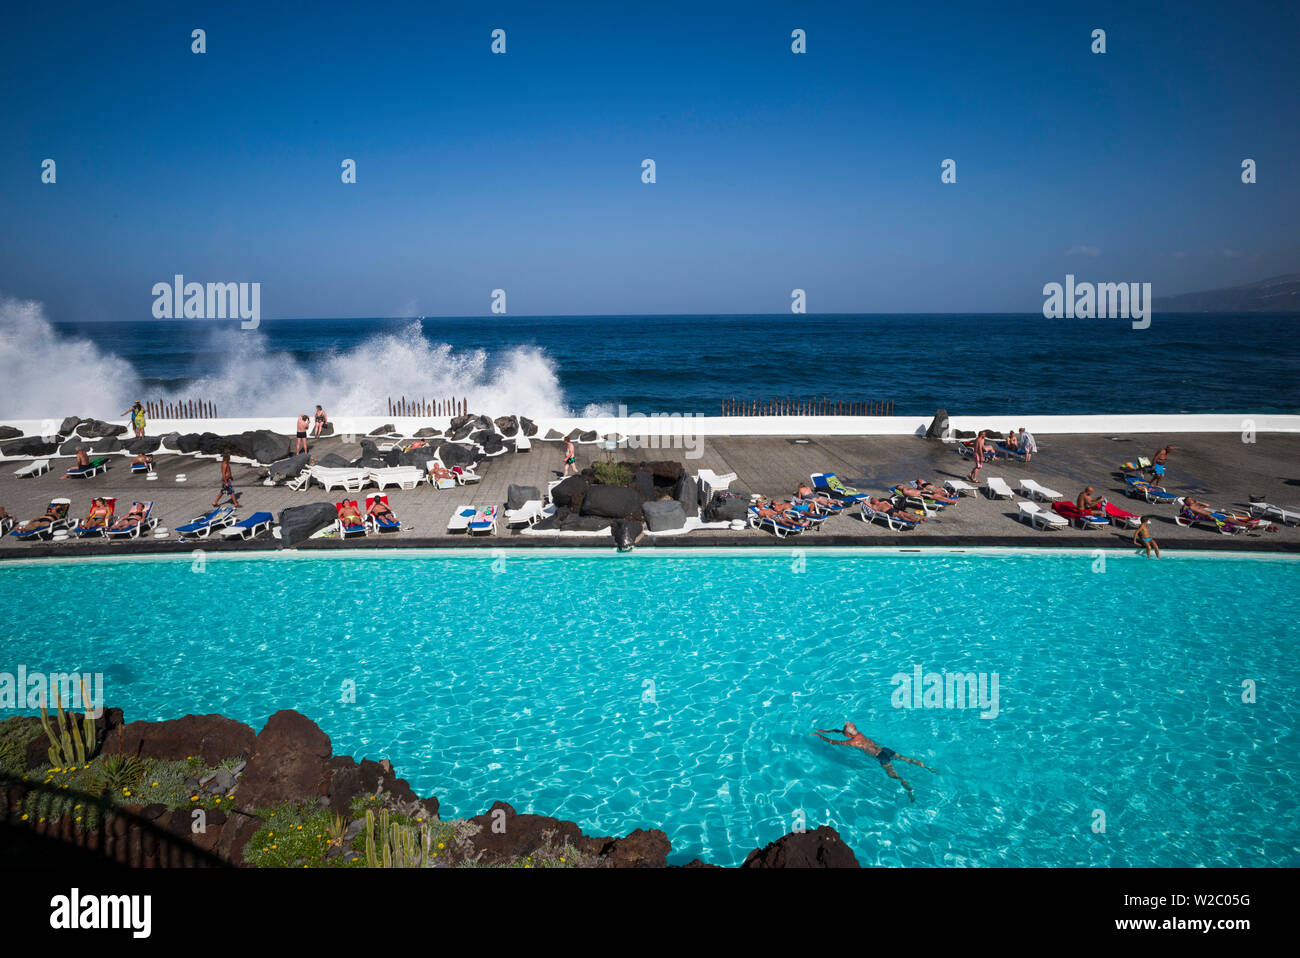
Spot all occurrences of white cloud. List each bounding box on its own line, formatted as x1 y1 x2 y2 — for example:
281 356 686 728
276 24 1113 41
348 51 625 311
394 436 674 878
1065 244 1100 258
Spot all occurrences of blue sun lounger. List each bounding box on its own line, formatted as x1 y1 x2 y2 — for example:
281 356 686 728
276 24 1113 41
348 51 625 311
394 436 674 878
175 507 236 539
220 512 274 540
65 457 108 479
10 499 74 540
1123 476 1179 503
365 494 401 533
810 472 871 503
106 500 157 539
748 505 811 537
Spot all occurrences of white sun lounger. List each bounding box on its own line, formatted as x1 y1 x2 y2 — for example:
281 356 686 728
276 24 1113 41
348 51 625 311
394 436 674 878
697 470 738 505
860 503 919 531
986 477 1014 500
310 466 369 492
504 500 552 527
1019 479 1062 501
447 504 478 533
1249 502 1299 525
367 466 423 491
13 459 51 478
1018 501 1067 530
942 479 977 497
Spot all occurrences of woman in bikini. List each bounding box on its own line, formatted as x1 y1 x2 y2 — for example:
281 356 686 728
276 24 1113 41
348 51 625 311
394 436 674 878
109 502 147 532
311 405 329 438
82 497 110 530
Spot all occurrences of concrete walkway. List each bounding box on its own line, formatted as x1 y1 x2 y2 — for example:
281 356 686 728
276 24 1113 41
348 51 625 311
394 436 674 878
2 431 1297 558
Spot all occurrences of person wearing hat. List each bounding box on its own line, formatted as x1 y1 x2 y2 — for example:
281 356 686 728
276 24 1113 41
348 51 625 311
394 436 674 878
122 401 147 438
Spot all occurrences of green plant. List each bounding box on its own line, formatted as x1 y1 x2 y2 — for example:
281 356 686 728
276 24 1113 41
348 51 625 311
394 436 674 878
326 811 348 847
364 806 435 868
592 461 632 486
91 754 146 793
38 679 97 769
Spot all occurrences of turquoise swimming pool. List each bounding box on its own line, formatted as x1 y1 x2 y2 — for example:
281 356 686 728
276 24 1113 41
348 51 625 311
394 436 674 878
2 549 1297 867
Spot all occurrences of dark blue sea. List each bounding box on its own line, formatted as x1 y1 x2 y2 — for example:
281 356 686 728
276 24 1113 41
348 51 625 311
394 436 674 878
11 312 1300 419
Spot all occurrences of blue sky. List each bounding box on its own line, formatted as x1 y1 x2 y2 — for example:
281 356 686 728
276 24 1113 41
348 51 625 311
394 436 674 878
1 0 1297 319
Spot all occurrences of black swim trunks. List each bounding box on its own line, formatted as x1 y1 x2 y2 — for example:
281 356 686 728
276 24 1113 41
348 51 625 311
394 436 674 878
876 747 897 765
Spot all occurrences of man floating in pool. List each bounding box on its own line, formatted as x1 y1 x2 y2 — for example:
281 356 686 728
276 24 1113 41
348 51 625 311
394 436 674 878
812 722 938 802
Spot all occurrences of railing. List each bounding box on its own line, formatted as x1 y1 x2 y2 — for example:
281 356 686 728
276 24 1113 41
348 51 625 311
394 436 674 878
143 398 218 420
721 397 894 416
387 397 469 417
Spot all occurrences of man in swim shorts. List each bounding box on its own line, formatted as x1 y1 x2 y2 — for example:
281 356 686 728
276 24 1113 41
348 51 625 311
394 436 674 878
813 721 938 802
214 453 241 508
1151 444 1173 482
561 437 578 477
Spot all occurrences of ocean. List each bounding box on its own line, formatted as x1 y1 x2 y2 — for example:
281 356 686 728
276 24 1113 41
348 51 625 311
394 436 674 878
3 302 1298 419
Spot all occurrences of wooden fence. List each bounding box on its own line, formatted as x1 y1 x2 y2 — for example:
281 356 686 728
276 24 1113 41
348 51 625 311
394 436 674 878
720 397 894 416
143 398 217 420
387 397 469 418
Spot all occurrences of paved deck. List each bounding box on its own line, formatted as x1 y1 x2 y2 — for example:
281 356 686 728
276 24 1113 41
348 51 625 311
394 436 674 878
1 432 1298 559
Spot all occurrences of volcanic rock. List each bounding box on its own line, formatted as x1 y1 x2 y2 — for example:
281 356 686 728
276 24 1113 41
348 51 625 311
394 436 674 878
740 826 860 868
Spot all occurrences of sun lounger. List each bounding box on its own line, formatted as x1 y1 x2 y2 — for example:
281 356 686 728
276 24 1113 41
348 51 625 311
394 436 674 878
860 502 921 531
1018 501 1067 530
504 499 551 527
13 459 50 478
450 464 480 485
1122 477 1179 504
942 479 977 497
1101 501 1142 529
1249 502 1298 526
447 504 476 533
365 494 401 533
175 507 236 539
220 512 275 540
1019 479 1061 501
335 500 368 538
748 505 810 537
0 515 12 536
367 466 423 491
1174 501 1265 535
986 477 1014 500
286 467 314 492
468 505 498 535
1051 501 1109 530
425 461 458 490
310 466 369 492
130 460 155 475
75 497 118 538
10 499 75 540
697 469 738 505
105 501 157 539
65 457 108 479
810 472 871 502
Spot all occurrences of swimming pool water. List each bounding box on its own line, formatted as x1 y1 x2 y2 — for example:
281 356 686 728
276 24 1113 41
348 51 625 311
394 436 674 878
2 549 1297 867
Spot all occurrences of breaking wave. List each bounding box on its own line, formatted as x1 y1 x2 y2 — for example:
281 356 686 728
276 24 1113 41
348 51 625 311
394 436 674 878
0 298 572 420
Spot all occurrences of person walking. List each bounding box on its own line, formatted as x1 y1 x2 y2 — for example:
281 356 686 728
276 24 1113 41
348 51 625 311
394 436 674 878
561 436 578 477
1150 445 1173 485
213 453 241 508
968 430 989 482
122 401 147 439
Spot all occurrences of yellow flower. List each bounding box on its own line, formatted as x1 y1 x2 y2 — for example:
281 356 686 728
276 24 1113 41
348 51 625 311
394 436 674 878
191 796 198 801
151 782 158 787
271 844 277 850
74 804 81 810
438 842 445 849
20 814 27 821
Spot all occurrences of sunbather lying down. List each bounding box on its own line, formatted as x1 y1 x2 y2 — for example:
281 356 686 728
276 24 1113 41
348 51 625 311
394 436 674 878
338 502 363 525
753 499 812 527
108 503 146 531
794 484 845 511
429 463 454 481
18 506 61 531
82 498 111 528
367 499 395 520
896 480 957 504
866 496 926 521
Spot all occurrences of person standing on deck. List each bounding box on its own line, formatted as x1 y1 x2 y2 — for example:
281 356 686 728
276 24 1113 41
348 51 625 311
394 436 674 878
122 401 147 438
813 722 939 802
1150 445 1173 484
561 437 578 477
1018 426 1037 466
213 453 241 508
295 413 311 454
968 430 989 482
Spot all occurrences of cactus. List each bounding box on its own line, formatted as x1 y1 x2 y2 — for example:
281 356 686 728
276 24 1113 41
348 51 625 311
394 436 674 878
39 679 97 768
363 806 432 867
